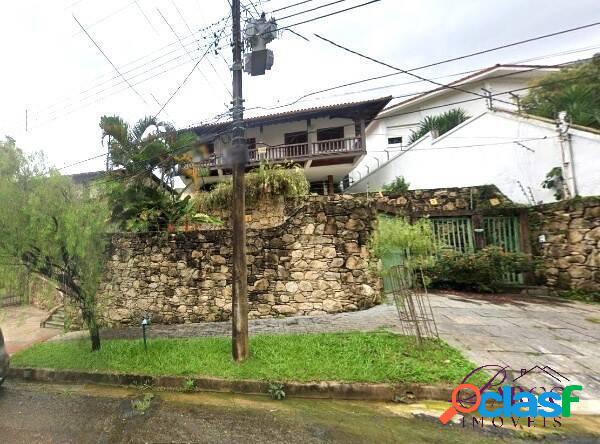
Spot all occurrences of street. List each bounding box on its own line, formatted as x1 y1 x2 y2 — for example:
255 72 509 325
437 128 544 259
1 381 600 443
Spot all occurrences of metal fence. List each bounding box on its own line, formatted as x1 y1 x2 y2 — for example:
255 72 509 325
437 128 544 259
0 264 29 307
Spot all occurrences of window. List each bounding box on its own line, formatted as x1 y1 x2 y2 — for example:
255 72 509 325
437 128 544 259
317 126 344 141
284 131 308 145
246 138 256 150
387 136 403 145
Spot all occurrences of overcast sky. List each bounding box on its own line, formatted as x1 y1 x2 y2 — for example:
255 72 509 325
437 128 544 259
1 0 599 173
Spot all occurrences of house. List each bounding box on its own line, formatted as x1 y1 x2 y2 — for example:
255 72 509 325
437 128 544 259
179 97 391 194
345 109 600 203
345 64 600 202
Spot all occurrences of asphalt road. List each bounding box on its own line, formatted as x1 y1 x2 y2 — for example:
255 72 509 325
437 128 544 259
1 381 599 444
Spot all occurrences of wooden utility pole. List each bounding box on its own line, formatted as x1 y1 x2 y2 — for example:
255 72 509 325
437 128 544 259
230 0 249 361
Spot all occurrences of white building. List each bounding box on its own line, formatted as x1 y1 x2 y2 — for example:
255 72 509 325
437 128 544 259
346 109 600 203
346 64 600 202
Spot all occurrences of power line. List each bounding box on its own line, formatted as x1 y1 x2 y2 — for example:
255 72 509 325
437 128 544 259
33 16 231 116
275 0 382 34
72 14 148 106
314 33 515 107
278 0 349 20
134 0 159 35
153 16 232 118
71 0 137 36
169 0 194 35
247 20 600 112
270 0 316 14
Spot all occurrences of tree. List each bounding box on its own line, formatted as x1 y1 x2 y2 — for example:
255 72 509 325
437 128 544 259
0 138 109 351
408 108 470 145
522 56 600 129
99 115 201 231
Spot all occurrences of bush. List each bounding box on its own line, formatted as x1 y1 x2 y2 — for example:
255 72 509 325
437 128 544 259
382 176 410 194
196 163 309 211
371 216 436 272
426 246 532 293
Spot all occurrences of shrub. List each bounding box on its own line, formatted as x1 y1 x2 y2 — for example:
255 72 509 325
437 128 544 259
196 163 309 211
426 246 532 293
382 176 410 194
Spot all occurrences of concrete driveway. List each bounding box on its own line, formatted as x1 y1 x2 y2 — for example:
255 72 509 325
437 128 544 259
0 305 59 354
430 293 600 404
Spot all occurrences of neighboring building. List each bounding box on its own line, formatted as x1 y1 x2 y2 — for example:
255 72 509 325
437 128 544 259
346 109 600 203
180 97 391 194
348 65 561 189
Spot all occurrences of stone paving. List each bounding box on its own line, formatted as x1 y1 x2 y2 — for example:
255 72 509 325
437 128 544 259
54 293 600 401
0 305 59 354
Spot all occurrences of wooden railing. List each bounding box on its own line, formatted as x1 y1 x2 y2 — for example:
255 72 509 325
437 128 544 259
313 137 362 154
191 136 363 168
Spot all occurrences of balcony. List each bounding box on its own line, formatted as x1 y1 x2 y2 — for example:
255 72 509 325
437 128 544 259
191 137 364 169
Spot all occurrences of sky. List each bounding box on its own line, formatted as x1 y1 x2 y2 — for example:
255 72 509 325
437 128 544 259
1 0 599 174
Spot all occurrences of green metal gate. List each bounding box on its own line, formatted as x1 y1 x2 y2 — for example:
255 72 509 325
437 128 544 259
430 217 474 253
483 215 523 284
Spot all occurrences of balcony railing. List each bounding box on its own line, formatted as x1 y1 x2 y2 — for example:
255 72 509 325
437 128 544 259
189 136 363 169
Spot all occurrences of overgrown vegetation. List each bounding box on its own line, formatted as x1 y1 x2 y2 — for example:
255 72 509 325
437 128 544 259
557 289 600 304
371 216 534 293
541 166 566 201
99 115 220 231
427 246 533 293
408 108 470 145
381 176 410 194
0 137 109 351
522 55 600 129
371 216 436 272
11 332 480 384
195 163 309 211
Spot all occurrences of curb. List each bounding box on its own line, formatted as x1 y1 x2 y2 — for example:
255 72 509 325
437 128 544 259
9 367 453 402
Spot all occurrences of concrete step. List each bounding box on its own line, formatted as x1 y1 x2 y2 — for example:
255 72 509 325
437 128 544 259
44 320 64 329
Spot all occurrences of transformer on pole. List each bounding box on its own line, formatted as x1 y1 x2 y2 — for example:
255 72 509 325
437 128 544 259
244 13 277 76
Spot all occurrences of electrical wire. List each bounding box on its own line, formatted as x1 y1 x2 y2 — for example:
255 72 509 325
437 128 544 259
72 14 148 106
278 0 349 21
246 20 600 113
314 33 516 107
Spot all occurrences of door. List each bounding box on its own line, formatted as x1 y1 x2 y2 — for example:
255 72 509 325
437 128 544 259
483 216 523 284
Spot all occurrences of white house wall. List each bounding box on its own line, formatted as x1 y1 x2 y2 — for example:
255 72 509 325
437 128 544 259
347 111 600 204
354 73 542 182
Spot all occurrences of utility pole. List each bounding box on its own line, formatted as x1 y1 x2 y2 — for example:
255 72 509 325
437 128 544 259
230 0 249 362
556 111 577 199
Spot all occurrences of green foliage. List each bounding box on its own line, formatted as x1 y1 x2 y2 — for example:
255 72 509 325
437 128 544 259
381 176 410 194
522 56 600 129
426 246 532 293
182 378 196 393
132 393 154 414
541 167 565 201
99 115 206 231
268 382 286 400
408 108 470 144
557 289 600 304
0 138 109 351
196 163 309 211
371 217 436 272
12 332 481 385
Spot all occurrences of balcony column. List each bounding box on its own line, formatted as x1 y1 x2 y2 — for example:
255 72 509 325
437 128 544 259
307 118 316 155
359 117 366 150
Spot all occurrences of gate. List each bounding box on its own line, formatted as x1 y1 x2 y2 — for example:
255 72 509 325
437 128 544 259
430 217 474 253
483 215 523 284
0 264 29 307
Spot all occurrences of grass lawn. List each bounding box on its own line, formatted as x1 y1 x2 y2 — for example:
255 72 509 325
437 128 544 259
12 331 480 384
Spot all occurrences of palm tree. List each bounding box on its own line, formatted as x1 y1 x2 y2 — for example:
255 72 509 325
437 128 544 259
99 116 199 231
408 108 470 145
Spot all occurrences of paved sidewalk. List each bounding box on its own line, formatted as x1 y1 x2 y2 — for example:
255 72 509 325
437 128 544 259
54 293 600 400
0 305 59 354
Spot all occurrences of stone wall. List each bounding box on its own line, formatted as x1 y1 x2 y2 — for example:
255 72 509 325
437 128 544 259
529 197 599 291
98 195 380 326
